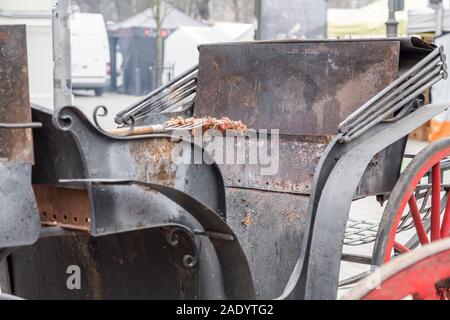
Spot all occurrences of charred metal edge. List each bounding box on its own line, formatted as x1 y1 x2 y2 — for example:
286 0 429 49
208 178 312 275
0 162 40 248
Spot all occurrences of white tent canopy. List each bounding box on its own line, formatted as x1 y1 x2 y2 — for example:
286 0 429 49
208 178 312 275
109 7 203 31
408 8 450 33
328 0 430 37
164 23 254 80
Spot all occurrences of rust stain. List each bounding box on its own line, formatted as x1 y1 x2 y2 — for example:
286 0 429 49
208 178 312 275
287 212 296 223
72 236 103 300
33 185 90 231
0 26 34 163
131 139 179 185
242 209 252 227
0 31 9 41
195 41 399 136
148 139 173 162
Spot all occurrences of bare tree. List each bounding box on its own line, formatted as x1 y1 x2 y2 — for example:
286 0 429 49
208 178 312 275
169 0 210 20
197 0 210 20
73 0 255 86
232 0 240 22
208 0 255 23
328 0 377 8
74 0 255 23
154 0 164 86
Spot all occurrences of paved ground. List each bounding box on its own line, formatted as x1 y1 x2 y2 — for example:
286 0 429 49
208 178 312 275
74 91 430 298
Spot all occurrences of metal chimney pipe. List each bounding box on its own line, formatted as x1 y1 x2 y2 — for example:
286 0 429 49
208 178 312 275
52 0 72 109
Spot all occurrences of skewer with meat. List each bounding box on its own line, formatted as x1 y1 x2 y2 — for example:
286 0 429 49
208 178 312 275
108 116 248 136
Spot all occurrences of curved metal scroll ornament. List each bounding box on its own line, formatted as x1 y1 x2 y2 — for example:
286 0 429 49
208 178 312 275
52 105 180 142
52 106 74 131
93 105 136 137
52 105 137 136
163 226 201 268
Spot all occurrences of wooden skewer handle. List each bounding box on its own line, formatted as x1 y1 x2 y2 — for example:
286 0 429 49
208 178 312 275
108 125 166 136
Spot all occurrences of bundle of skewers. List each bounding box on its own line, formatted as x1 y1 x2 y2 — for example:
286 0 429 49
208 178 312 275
109 116 248 136
114 65 198 126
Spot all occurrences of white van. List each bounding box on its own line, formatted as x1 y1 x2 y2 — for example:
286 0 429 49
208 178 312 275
70 12 110 96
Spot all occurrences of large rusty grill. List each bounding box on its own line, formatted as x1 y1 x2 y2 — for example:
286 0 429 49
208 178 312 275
191 39 418 298
2 32 449 301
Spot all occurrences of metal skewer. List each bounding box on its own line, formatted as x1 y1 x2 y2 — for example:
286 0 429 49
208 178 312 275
115 65 198 125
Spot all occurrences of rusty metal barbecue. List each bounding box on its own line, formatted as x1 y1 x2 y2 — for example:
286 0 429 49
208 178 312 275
2 26 450 301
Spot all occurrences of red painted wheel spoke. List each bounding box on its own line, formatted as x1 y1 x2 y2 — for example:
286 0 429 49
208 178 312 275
431 163 441 242
393 241 410 253
442 193 450 239
408 195 430 245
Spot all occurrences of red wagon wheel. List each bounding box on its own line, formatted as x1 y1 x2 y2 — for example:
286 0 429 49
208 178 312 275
344 238 450 300
372 138 450 299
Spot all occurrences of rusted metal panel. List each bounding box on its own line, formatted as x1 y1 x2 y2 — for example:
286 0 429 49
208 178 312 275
31 106 227 236
0 25 34 163
10 229 202 299
33 185 90 231
0 260 11 294
130 139 179 187
195 40 400 136
0 163 40 247
356 139 407 197
225 187 309 299
206 135 328 195
195 40 405 198
190 40 410 299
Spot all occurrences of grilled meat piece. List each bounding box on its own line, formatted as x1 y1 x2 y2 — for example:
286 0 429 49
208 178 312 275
165 116 248 134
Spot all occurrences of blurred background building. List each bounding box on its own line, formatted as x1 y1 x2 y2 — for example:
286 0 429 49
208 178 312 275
0 0 53 106
2 0 450 118
256 0 328 39
108 6 203 95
